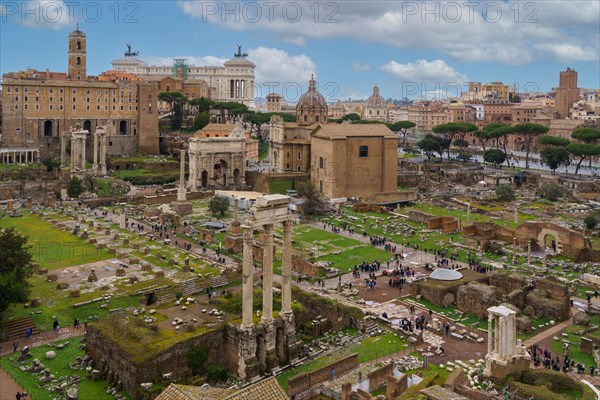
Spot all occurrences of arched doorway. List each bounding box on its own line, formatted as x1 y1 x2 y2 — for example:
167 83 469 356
213 160 228 187
83 120 91 133
119 120 127 135
256 334 266 374
44 120 53 137
233 168 241 187
201 171 208 188
544 234 556 252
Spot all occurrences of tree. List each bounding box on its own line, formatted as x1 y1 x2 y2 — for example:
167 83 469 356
67 176 83 198
496 184 515 202
341 113 361 122
41 158 61 172
453 139 469 151
388 120 416 147
474 129 496 152
540 146 570 174
483 149 506 168
418 134 449 162
208 195 230 218
539 183 564 202
513 122 549 169
158 91 188 131
566 143 600 174
193 111 211 131
432 122 468 158
297 180 328 216
538 135 570 147
188 97 214 113
481 123 513 165
584 215 597 230
0 227 35 313
571 127 600 144
172 102 183 131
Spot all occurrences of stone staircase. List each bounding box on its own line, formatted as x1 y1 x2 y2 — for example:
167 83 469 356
0 316 38 342
155 287 177 304
207 275 229 289
178 278 203 297
362 317 381 336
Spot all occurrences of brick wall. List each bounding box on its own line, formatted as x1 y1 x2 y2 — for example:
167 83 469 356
288 353 358 396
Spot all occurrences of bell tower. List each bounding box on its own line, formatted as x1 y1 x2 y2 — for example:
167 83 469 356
68 25 87 80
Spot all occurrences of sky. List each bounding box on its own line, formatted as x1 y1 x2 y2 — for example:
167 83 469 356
1 0 599 103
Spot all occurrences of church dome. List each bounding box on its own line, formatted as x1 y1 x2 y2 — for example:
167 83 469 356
297 75 328 110
365 84 385 107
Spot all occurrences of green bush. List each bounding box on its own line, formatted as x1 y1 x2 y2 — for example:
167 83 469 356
67 176 83 198
496 184 515 202
206 364 228 383
187 345 209 376
539 183 564 202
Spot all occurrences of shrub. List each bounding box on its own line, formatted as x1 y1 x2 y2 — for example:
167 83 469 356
206 364 228 383
66 176 83 198
175 291 183 299
496 184 515 201
187 345 209 376
539 183 564 202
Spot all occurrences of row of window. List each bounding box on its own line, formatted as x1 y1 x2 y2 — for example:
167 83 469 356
5 87 130 96
14 104 138 111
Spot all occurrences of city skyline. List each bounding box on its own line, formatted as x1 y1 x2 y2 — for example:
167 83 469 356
1 0 599 101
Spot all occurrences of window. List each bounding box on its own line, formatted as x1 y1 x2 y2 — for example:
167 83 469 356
297 152 302 160
24 87 29 93
59 88 63 94
86 90 90 95
14 104 18 110
15 87 19 93
319 181 323 193
359 145 368 158
319 157 324 169
24 96 28 102
36 96 39 102
72 89 77 94
37 104 40 110
49 105 53 110
73 105 76 110
6 87 10 92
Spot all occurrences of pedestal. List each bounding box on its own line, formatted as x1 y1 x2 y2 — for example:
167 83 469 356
238 325 259 380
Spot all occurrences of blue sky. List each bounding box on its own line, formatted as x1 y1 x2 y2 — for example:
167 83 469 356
1 0 599 102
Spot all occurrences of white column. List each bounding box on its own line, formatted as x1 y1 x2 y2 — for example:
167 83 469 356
282 220 292 314
80 136 86 170
100 135 107 176
70 136 77 172
92 134 99 172
262 224 274 322
487 313 493 356
242 226 254 328
60 134 66 166
177 149 187 201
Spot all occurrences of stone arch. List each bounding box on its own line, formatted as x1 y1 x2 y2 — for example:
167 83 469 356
214 159 229 187
44 120 53 137
119 120 127 135
83 120 92 133
537 228 561 253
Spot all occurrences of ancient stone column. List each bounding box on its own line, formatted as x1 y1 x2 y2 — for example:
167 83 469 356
514 208 518 224
92 134 99 172
527 241 531 264
119 209 126 229
99 135 107 176
242 226 254 328
177 149 187 201
262 224 274 322
233 198 239 223
60 134 67 166
487 313 493 355
282 220 293 314
70 135 77 172
80 136 86 170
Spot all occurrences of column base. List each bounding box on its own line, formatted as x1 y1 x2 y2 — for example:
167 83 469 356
238 324 259 381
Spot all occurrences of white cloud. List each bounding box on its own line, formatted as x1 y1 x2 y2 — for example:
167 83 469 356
3 0 74 30
351 62 371 72
143 55 228 67
177 0 600 66
534 43 599 62
382 59 467 84
247 47 316 100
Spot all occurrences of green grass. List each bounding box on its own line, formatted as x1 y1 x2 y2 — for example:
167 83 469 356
291 225 391 273
551 333 597 369
111 156 178 163
94 178 127 196
0 213 113 271
114 169 180 185
0 337 131 400
278 331 406 392
268 179 298 194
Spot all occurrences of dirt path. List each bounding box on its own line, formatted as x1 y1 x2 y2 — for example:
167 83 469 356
0 367 23 400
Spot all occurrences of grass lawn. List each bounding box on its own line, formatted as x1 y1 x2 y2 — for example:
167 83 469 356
0 337 131 400
268 179 300 194
94 178 127 196
114 169 180 185
0 213 112 271
278 331 406 392
291 225 391 273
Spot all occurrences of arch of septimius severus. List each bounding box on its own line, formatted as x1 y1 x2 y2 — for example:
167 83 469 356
238 194 297 379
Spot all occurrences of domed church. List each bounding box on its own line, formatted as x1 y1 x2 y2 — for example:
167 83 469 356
296 75 328 125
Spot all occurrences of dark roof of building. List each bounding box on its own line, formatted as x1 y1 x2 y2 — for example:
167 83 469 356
155 378 287 400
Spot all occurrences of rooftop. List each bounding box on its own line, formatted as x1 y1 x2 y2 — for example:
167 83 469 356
312 124 396 139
